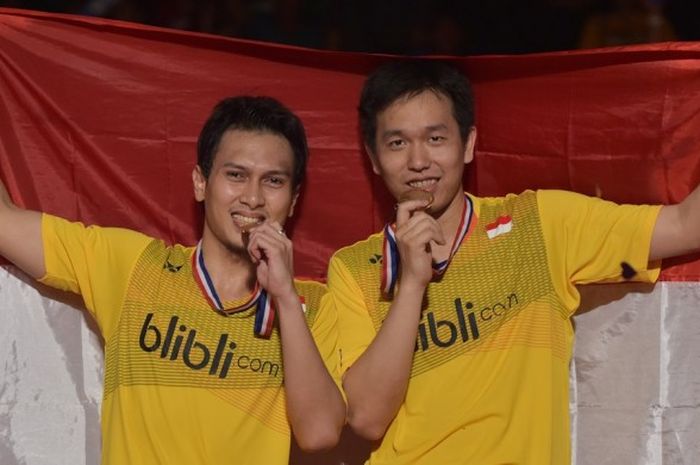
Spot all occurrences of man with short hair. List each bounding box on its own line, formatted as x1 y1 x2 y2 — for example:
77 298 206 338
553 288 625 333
326 60 700 464
0 95 345 465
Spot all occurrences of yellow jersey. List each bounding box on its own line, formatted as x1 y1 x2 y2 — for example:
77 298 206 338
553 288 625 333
39 213 338 465
327 190 661 465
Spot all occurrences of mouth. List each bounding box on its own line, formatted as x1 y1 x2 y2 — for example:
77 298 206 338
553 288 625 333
407 178 438 191
231 213 265 232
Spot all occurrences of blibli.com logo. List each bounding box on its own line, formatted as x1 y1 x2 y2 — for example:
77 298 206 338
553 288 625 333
416 294 519 351
139 313 280 379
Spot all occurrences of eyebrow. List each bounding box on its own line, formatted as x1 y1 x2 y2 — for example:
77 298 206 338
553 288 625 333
221 162 291 177
263 170 292 178
425 124 449 132
380 129 405 140
381 124 449 140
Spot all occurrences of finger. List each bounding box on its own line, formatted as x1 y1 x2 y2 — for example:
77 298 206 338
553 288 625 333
249 234 295 288
398 214 445 246
396 198 433 227
248 231 289 265
246 234 264 262
265 220 286 238
247 227 281 260
400 224 444 251
398 211 441 236
249 221 289 246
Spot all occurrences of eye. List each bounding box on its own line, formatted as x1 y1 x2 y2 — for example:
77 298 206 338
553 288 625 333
387 139 406 150
225 170 245 181
264 176 286 187
428 135 446 144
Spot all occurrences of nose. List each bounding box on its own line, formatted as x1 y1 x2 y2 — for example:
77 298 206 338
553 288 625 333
407 143 430 171
240 180 265 209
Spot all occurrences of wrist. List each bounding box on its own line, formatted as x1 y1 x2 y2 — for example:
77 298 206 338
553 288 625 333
395 277 428 298
270 287 301 310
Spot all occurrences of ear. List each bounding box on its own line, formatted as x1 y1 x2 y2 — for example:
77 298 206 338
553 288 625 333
365 143 382 175
287 188 301 218
463 127 477 165
192 165 207 202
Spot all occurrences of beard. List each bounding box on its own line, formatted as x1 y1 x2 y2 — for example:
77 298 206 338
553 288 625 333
223 234 250 257
204 216 251 260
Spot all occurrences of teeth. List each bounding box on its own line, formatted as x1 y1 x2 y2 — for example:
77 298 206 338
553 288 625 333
232 214 261 225
408 179 436 189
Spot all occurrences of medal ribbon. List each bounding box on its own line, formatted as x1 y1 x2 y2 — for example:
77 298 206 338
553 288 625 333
381 194 474 297
192 241 275 337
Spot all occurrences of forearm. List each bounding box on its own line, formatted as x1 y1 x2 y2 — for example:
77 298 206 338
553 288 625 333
0 178 11 208
650 183 700 261
277 293 345 451
679 184 700 252
342 282 424 440
0 178 44 278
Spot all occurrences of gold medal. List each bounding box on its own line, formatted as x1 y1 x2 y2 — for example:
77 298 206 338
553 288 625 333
398 189 434 210
239 222 257 233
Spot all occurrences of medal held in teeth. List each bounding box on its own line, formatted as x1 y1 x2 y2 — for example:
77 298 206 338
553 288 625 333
398 189 434 211
239 222 257 233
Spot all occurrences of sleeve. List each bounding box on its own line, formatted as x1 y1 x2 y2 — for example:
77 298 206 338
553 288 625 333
326 254 377 377
310 290 345 399
537 190 662 311
38 213 152 336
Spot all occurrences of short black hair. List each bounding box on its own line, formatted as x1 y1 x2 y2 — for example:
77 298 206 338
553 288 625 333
197 96 308 189
359 60 474 153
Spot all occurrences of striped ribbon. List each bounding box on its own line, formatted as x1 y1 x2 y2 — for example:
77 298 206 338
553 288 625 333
381 195 474 297
192 241 275 337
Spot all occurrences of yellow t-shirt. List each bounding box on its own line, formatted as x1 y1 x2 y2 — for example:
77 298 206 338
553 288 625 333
39 213 338 465
327 190 661 465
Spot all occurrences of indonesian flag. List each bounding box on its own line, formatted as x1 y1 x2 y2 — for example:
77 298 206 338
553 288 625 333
486 215 513 239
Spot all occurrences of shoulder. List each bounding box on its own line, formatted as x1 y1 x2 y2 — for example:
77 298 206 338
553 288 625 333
533 189 650 223
294 277 327 300
474 190 537 205
330 231 384 272
43 213 200 272
293 278 327 324
294 276 326 298
141 240 193 273
43 212 155 246
471 190 540 223
477 189 604 223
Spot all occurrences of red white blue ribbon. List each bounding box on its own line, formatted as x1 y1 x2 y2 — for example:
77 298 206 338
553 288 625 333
381 194 474 297
192 241 276 338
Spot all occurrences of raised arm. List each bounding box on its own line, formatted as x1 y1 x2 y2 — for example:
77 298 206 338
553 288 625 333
0 177 45 278
340 277 426 440
650 184 700 261
247 221 345 451
341 198 444 440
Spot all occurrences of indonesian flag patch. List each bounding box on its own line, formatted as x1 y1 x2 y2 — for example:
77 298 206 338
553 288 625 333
486 215 513 239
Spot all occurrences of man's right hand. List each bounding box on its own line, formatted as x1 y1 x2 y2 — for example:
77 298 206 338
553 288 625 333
394 198 446 290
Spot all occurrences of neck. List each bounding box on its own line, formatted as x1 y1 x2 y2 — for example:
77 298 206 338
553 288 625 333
199 231 257 302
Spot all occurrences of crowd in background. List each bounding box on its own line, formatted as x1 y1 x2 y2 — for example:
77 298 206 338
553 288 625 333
0 0 697 54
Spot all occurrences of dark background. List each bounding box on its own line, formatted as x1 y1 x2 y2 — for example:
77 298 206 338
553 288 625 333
1 0 699 55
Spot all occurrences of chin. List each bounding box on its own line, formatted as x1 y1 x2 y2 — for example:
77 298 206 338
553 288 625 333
224 240 248 256
213 232 246 254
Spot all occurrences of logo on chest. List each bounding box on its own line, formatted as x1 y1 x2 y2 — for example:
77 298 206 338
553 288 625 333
416 298 480 352
138 313 280 379
415 293 519 352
